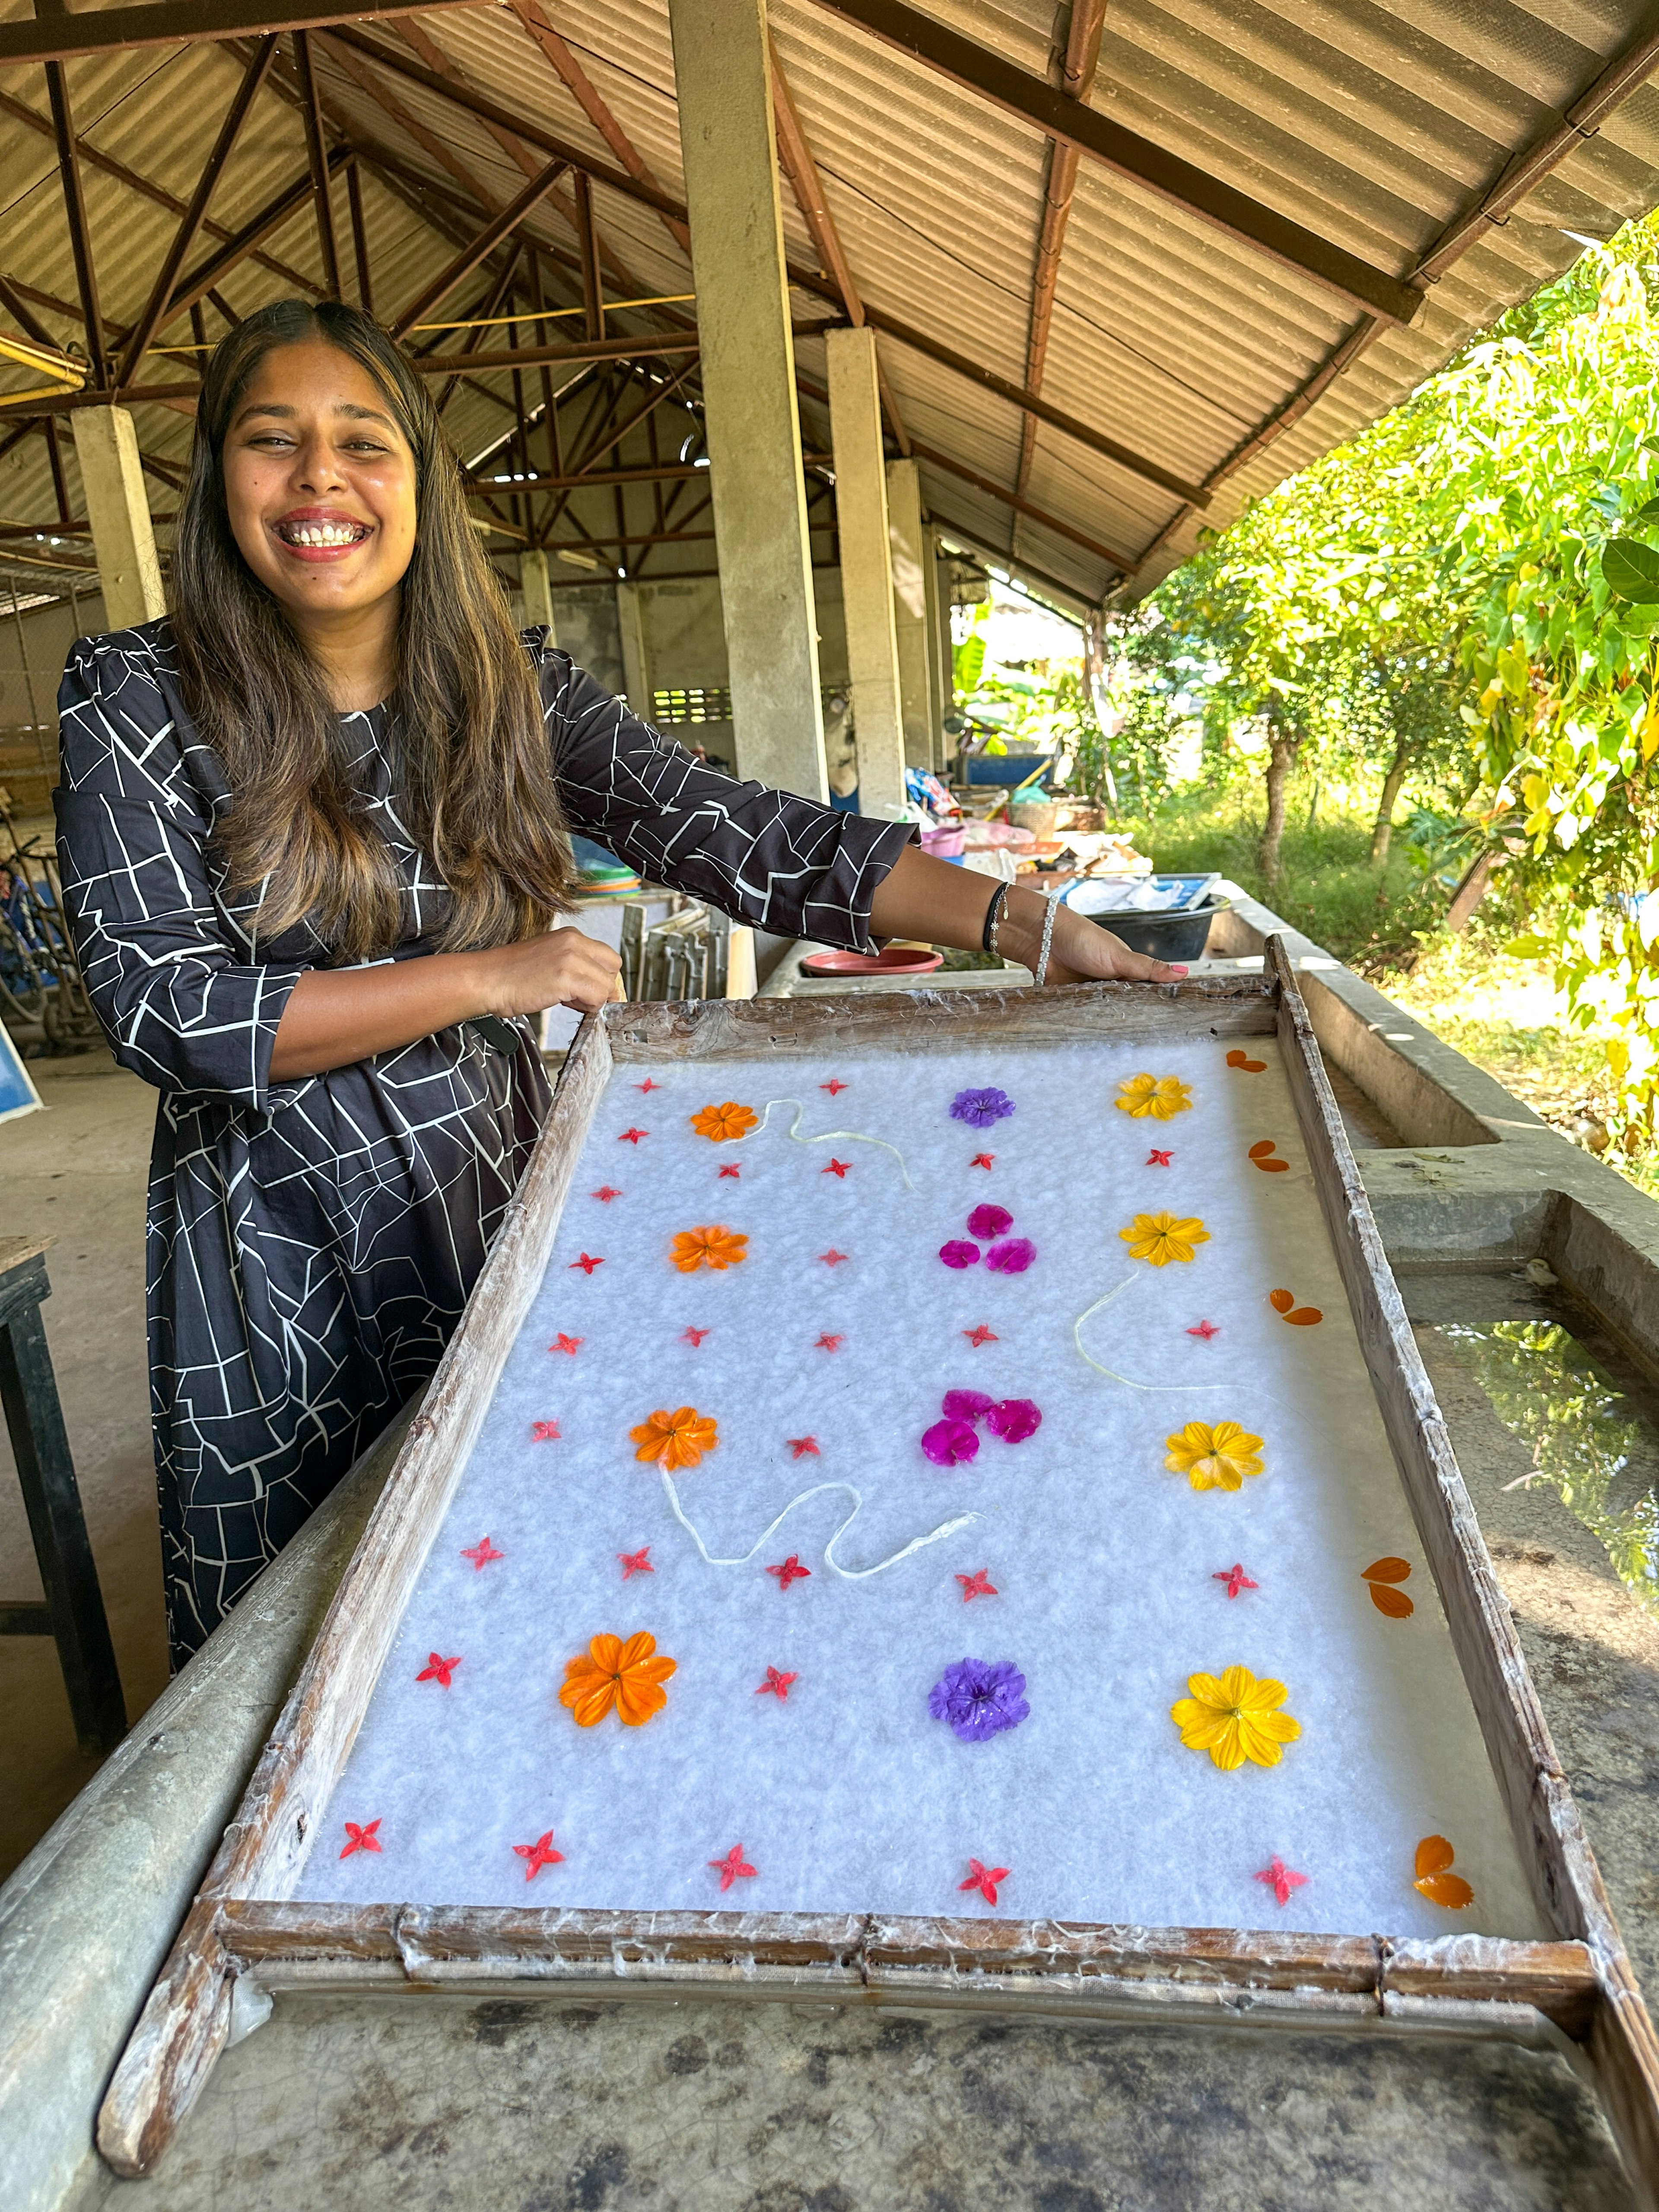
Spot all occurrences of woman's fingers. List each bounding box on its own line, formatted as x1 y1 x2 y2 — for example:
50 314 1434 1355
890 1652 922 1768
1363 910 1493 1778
1041 911 1188 987
488 926 623 1016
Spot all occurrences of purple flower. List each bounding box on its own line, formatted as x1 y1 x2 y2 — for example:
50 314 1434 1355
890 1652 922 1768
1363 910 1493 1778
928 1657 1030 1742
985 1238 1036 1274
985 1398 1042 1443
922 1417 980 1467
939 1239 981 1270
941 1388 995 1425
966 1204 1013 1242
951 1088 1015 1130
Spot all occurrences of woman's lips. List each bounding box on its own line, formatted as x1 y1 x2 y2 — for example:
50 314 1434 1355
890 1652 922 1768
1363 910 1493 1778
271 516 372 562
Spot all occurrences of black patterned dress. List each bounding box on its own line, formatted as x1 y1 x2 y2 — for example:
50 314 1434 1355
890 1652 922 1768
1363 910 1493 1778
56 620 911 1662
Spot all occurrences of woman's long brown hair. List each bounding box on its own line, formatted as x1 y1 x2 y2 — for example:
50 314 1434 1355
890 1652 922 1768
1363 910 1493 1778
172 298 574 961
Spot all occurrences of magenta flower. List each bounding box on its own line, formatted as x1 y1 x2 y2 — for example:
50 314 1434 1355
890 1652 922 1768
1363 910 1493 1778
985 1238 1035 1274
939 1239 981 1269
966 1204 1013 1241
928 1657 1029 1742
922 1416 980 1466
951 1088 1014 1129
942 1388 995 1424
985 1398 1042 1443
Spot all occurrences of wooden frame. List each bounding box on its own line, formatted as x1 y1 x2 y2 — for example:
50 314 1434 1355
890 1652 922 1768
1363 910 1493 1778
95 947 1659 2198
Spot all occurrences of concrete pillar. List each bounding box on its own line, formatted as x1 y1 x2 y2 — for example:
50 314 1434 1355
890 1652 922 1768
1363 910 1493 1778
615 580 652 719
826 325 906 816
668 0 826 801
70 408 164 632
521 549 558 646
925 524 953 770
885 456 933 772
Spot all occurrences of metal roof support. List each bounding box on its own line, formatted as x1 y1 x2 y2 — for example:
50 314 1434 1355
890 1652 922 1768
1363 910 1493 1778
389 162 567 340
43 421 70 527
292 32 341 299
44 64 108 389
344 160 372 314
166 145 351 325
798 0 1424 327
0 273 57 353
118 35 278 385
827 325 907 813
667 0 827 801
434 248 520 416
575 174 603 344
908 437 1135 572
1015 0 1106 503
0 0 480 68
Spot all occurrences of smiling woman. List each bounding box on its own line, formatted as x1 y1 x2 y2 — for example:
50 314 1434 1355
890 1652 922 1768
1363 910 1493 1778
51 298 1179 1665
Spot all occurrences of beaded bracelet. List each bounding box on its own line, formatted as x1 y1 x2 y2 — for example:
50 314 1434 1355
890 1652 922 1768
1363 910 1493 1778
980 880 1009 957
1034 885 1065 987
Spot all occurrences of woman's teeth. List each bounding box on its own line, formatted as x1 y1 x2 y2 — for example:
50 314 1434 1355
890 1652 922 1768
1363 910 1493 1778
279 521 367 547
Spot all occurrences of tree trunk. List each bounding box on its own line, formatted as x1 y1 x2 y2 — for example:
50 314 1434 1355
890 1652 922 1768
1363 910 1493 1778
1370 732 1412 864
1260 722 1300 887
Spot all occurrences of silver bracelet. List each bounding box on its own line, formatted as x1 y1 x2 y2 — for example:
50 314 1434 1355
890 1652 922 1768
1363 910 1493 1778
1034 885 1064 987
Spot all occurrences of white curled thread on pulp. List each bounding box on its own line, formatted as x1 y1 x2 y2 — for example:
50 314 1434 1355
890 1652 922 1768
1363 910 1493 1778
754 1098 915 1191
660 1472 976 1581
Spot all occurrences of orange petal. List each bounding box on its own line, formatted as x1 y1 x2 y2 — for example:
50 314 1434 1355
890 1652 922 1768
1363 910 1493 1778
1248 1140 1276 1159
1255 1158 1290 1173
1286 1307 1323 1325
1269 1289 1294 1313
1362 1557 1412 1583
615 1674 670 1725
559 1675 617 1726
1414 1834 1456 1878
1367 1583 1415 1619
1415 1871 1475 1909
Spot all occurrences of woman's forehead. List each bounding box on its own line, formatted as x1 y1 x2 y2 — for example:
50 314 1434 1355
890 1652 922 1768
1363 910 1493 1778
232 342 405 439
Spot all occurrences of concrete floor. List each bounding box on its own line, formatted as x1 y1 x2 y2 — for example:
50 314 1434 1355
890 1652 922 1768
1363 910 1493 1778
0 1047 166 1879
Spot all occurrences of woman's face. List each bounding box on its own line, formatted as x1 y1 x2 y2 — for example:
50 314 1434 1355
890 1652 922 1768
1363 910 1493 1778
220 339 417 628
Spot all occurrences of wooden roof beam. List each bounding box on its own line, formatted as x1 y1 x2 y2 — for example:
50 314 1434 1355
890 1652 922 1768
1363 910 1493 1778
800 0 1424 326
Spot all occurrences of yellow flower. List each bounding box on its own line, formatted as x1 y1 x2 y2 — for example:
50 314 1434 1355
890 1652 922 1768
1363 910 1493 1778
671 1225 749 1273
1171 1665 1301 1770
690 1101 758 1143
1116 1073 1192 1120
630 1405 719 1470
1119 1211 1209 1265
1165 1420 1265 1491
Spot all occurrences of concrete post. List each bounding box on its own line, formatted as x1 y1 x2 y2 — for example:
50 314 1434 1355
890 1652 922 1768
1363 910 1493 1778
826 326 906 816
615 581 652 719
70 407 164 632
926 524 954 771
884 456 933 772
520 549 558 645
668 0 827 801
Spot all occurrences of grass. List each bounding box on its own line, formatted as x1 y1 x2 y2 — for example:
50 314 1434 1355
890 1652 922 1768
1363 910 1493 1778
1124 781 1659 1195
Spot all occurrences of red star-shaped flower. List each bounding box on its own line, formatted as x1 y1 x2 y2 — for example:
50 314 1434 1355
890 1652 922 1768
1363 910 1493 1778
959 1857 1008 1905
514 1829 566 1879
1187 1319 1220 1341
531 1419 561 1441
971 1153 995 1170
756 1666 798 1699
618 1127 647 1144
718 1163 741 1179
821 1079 848 1096
823 1158 850 1178
814 1332 843 1352
1214 1563 1259 1599
681 1325 710 1347
787 1436 820 1459
636 1078 661 1093
416 1652 461 1687
549 1333 584 1355
591 1186 621 1203
1146 1148 1173 1166
570 1252 605 1274
1254 1855 1308 1907
619 1546 653 1579
819 1249 848 1266
461 1536 503 1570
340 1819 381 1859
710 1842 758 1891
956 1569 998 1602
767 1553 811 1589
963 1324 998 1348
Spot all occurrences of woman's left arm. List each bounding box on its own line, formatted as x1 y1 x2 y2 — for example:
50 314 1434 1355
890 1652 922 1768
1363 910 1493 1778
867 846 1184 985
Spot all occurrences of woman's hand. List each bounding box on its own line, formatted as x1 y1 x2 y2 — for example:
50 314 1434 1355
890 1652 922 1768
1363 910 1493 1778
995 884 1187 986
474 926 622 1018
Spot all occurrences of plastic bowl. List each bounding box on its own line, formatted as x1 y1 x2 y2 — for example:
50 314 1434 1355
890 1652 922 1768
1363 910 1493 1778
920 826 966 860
801 946 946 978
1082 897 1231 964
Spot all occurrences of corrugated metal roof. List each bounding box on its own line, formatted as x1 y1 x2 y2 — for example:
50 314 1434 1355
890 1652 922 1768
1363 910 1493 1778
2 0 1659 611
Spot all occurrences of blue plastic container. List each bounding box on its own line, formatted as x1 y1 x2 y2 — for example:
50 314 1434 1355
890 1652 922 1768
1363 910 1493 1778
964 754 1054 786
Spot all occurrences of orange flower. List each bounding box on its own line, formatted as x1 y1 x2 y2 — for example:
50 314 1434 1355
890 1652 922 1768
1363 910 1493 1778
630 1404 718 1470
690 1101 758 1142
560 1630 677 1728
671 1225 749 1272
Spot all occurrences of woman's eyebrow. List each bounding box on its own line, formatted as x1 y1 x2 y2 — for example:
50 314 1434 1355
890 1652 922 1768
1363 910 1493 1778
232 401 397 430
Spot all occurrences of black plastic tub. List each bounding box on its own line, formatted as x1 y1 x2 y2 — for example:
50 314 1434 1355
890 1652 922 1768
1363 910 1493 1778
1081 895 1230 964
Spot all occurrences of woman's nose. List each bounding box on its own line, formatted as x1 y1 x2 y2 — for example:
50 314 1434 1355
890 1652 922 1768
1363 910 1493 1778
291 439 346 494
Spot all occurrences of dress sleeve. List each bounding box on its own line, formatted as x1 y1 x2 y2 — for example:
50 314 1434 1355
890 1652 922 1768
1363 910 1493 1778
539 642 915 951
53 632 310 1106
